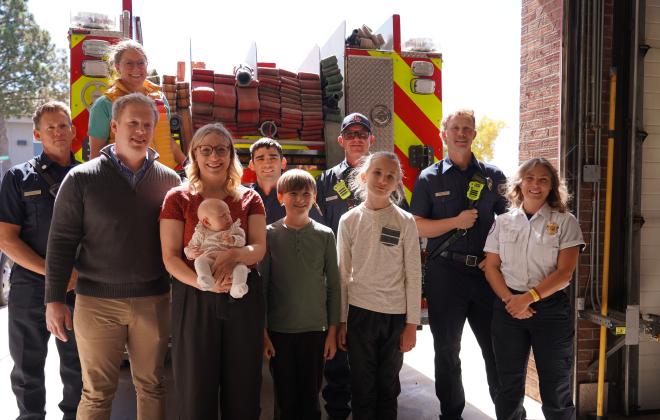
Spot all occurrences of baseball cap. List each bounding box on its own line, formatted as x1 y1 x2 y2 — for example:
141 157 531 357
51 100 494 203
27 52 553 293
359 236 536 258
340 112 371 133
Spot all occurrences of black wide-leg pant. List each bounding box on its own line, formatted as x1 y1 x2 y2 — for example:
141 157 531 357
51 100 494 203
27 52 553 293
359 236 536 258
171 271 264 420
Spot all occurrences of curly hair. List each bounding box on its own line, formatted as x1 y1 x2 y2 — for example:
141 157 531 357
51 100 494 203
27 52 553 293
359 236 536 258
348 151 405 205
506 157 570 212
185 123 243 199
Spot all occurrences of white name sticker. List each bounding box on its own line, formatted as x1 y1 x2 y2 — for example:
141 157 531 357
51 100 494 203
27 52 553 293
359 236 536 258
434 191 450 197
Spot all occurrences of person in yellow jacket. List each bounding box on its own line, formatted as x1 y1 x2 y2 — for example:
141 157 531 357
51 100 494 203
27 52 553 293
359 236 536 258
88 39 186 170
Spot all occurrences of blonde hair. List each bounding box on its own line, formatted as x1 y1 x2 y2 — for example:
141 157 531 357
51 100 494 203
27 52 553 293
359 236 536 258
349 151 405 204
441 108 475 131
32 101 72 129
507 157 570 212
185 123 243 198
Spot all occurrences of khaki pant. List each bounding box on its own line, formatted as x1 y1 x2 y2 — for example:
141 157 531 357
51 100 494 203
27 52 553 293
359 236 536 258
73 293 170 420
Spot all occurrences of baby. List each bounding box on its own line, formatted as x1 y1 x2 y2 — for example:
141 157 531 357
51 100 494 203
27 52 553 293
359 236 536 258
184 198 249 298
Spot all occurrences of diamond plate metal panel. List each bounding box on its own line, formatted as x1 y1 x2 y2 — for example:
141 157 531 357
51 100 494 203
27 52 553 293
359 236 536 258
345 55 394 152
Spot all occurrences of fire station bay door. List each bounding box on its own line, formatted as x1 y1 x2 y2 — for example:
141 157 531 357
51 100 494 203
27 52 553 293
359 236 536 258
640 0 660 410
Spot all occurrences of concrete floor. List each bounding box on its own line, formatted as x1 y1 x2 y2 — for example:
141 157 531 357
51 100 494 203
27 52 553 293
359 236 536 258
0 304 549 419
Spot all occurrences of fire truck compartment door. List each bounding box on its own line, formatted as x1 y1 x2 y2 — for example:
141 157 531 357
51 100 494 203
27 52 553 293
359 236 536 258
345 55 394 153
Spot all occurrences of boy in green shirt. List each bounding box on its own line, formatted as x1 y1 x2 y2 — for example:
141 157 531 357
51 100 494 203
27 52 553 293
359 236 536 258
261 169 340 420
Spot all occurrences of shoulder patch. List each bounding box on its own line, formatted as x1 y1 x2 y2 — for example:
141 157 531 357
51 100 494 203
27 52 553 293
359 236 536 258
497 183 508 195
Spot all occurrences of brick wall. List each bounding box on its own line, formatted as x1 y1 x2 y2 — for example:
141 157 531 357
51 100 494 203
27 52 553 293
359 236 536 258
520 0 563 169
520 0 564 401
519 0 615 405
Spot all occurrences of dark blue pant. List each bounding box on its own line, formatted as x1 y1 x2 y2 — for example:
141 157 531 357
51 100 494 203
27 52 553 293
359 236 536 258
322 350 351 419
8 283 82 420
171 271 264 420
268 330 326 420
346 306 405 420
492 291 575 420
425 259 499 420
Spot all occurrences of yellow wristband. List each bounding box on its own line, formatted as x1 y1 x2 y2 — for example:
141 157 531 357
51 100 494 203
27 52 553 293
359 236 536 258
529 288 541 302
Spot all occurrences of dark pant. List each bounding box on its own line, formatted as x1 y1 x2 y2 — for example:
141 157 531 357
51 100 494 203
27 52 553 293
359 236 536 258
425 259 499 420
322 349 351 419
171 271 264 420
492 291 575 420
346 305 406 420
8 283 82 420
268 330 326 420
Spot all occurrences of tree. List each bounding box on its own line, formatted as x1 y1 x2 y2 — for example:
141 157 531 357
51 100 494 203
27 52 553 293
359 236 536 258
473 116 506 162
0 0 69 173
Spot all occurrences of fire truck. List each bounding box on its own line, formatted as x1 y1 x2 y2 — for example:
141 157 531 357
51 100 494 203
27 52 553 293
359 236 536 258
67 11 443 200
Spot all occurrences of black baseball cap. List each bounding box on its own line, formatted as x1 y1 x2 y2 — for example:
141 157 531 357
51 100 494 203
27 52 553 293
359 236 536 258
340 112 371 133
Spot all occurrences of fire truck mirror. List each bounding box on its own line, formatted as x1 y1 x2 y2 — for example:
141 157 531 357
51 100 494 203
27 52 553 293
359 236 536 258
408 145 434 170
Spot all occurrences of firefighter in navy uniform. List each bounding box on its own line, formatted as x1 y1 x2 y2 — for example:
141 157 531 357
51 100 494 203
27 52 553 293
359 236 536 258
248 138 289 224
316 113 372 420
0 101 82 420
248 137 321 224
410 109 507 420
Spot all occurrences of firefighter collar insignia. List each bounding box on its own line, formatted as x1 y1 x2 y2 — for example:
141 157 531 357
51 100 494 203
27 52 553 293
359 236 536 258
546 221 559 236
486 177 493 191
333 179 352 200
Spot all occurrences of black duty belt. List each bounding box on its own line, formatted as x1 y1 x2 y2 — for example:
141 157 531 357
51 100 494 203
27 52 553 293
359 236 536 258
439 251 483 267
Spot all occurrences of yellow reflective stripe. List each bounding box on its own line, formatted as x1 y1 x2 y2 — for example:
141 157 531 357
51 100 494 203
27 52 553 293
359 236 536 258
367 51 442 126
404 185 412 203
393 113 424 154
70 76 108 119
70 34 86 49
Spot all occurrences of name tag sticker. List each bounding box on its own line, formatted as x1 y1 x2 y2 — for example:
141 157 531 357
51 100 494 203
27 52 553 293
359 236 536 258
325 195 339 202
24 190 41 197
380 226 401 246
435 191 450 198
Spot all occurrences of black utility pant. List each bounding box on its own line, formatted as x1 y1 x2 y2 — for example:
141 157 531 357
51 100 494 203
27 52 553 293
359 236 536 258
322 349 351 419
171 271 264 420
425 259 500 420
346 305 406 420
269 330 326 420
9 283 82 420
492 291 575 420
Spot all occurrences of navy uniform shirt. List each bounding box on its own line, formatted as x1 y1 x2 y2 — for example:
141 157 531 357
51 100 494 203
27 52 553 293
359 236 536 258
0 153 79 284
316 159 409 235
410 154 507 256
249 183 286 225
249 182 322 226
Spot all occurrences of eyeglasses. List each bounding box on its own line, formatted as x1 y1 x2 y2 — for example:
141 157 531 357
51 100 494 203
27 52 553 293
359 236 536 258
342 131 370 140
196 145 231 157
121 60 147 68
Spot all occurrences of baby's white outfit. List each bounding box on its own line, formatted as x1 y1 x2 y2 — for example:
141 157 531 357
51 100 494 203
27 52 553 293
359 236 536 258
184 219 249 298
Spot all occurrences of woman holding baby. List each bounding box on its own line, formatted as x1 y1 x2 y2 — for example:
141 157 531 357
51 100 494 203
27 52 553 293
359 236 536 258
160 123 266 420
